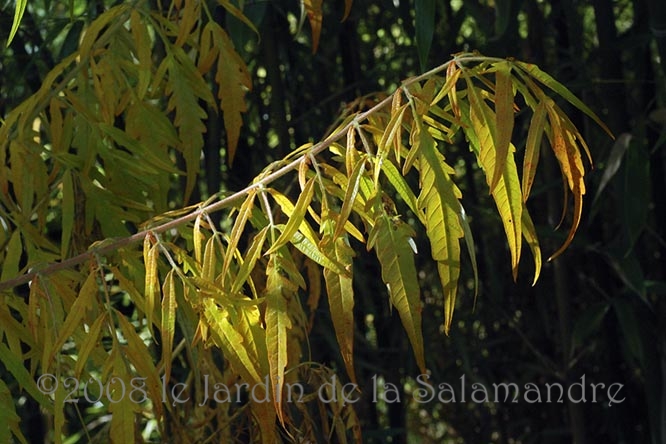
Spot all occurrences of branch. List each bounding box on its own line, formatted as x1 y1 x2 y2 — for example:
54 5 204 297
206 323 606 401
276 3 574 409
0 54 492 292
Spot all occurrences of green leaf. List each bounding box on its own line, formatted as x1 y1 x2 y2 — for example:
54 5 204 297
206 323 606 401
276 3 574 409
417 129 464 333
492 61 515 193
513 60 613 138
266 178 315 254
265 254 296 424
415 0 435 72
335 158 367 239
368 200 425 373
6 0 28 47
463 95 523 279
522 100 547 200
323 234 356 383
0 379 27 444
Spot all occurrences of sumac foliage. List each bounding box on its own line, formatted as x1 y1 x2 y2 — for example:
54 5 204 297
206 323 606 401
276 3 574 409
0 1 610 442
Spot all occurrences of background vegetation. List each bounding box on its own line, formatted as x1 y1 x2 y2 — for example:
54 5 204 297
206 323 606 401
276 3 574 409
1 0 665 442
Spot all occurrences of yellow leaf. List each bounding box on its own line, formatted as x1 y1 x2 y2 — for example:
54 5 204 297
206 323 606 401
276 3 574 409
208 22 252 165
545 103 586 260
49 271 98 363
144 240 160 329
522 100 547 200
464 95 523 279
334 158 366 240
323 235 357 382
232 226 269 294
417 129 464 333
222 190 255 284
492 61 515 193
264 254 295 424
266 177 315 254
368 198 426 373
161 270 178 383
74 314 107 378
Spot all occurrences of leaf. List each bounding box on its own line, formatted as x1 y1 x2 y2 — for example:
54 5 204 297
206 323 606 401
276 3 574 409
323 235 356 382
592 133 631 207
368 200 425 373
109 359 136 444
0 231 22 282
6 0 27 47
335 158 367 239
217 0 260 36
222 190 256 283
415 0 436 72
266 178 315 254
49 271 98 363
206 22 252 165
492 61 515 193
0 380 27 444
375 105 408 185
116 313 163 418
302 0 323 52
417 129 464 333
458 203 479 300
264 254 296 424
464 94 523 279
232 226 269 294
522 100 547 200
513 60 613 138
0 342 52 411
521 206 542 285
161 270 178 383
61 170 75 258
381 159 425 225
166 50 212 202
203 301 263 384
144 239 160 329
544 102 585 260
74 314 107 378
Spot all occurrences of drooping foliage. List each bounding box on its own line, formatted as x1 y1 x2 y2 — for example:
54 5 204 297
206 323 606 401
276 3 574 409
0 0 611 442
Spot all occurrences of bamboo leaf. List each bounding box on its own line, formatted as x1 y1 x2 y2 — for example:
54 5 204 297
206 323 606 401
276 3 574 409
109 359 136 444
368 201 425 373
266 178 315 254
0 231 22 282
415 0 436 71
